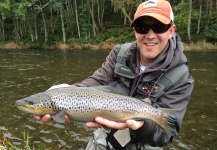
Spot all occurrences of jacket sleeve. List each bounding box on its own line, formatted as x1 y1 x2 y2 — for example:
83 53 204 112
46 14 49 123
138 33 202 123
131 72 194 147
75 45 121 87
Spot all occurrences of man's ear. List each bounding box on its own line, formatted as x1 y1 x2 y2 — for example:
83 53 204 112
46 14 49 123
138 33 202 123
134 28 138 39
168 25 176 38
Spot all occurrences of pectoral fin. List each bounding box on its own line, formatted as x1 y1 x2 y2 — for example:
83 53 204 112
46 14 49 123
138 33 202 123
51 111 66 123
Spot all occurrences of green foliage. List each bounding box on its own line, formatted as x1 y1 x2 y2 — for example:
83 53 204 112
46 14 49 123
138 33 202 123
0 0 216 46
13 0 30 20
205 23 217 42
173 1 199 41
0 131 32 150
68 37 84 44
0 0 12 20
50 0 65 11
0 0 30 20
24 39 45 49
78 3 92 41
173 2 188 33
93 27 135 44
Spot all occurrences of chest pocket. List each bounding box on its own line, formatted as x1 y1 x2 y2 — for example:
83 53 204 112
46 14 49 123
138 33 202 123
109 63 135 96
109 43 136 96
137 64 189 103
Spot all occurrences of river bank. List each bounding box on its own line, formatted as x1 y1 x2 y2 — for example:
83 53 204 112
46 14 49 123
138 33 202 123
0 41 216 51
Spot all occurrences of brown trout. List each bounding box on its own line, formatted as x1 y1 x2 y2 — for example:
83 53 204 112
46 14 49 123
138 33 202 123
15 86 178 134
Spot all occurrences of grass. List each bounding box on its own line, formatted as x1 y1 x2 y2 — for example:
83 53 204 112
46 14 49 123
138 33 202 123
0 131 32 150
183 40 217 51
0 40 216 51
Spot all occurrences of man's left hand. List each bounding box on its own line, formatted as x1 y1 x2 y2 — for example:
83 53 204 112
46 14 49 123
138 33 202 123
85 117 144 130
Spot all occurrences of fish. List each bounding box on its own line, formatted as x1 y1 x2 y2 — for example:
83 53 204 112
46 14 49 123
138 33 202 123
15 85 179 135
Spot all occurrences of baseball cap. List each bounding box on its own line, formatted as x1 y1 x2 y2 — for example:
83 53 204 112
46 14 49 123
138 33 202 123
131 0 174 28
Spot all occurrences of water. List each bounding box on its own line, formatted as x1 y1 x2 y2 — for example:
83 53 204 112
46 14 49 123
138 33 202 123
0 49 216 149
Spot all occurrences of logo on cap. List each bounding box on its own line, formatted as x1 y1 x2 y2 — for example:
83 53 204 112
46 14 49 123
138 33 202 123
144 0 158 7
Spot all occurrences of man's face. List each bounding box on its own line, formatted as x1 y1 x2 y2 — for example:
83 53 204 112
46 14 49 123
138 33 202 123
134 17 176 66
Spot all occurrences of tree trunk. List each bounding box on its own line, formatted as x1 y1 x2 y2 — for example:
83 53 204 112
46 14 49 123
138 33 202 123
14 19 21 41
0 18 5 40
89 0 97 37
65 0 73 30
197 0 202 34
39 1 48 42
74 0 80 38
207 0 213 26
117 2 132 24
27 19 34 41
31 4 38 41
205 0 210 30
50 3 54 33
187 0 192 41
97 0 105 29
60 3 66 43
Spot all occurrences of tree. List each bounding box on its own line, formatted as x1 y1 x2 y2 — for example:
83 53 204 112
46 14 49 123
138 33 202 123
0 0 216 43
50 0 67 43
110 0 134 24
173 2 189 40
35 1 49 42
0 0 12 40
188 0 192 41
74 0 80 38
97 0 105 30
197 0 202 34
88 0 97 37
78 2 92 40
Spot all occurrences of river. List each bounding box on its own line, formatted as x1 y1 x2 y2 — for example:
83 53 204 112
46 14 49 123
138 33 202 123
0 49 216 149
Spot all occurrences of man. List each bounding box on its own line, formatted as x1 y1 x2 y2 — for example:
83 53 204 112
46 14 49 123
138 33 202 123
35 0 194 149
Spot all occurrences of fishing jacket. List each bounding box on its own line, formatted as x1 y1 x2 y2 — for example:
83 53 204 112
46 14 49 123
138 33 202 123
75 33 194 148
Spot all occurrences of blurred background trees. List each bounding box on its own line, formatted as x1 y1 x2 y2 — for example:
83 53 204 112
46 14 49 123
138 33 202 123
0 0 216 46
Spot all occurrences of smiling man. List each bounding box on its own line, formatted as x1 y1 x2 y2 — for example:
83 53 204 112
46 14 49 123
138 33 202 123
133 16 175 67
35 0 194 149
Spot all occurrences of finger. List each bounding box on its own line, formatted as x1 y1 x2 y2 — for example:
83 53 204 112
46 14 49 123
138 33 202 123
34 115 41 121
41 114 52 123
65 115 70 123
95 117 128 130
85 122 101 128
126 120 144 130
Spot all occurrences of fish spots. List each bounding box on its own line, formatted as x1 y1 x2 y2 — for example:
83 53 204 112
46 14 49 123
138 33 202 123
38 87 156 119
16 86 177 133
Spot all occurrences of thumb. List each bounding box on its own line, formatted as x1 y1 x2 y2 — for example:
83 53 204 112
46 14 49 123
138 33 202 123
126 120 144 130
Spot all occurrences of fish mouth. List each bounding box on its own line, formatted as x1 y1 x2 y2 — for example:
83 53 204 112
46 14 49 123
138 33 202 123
15 101 37 114
15 102 21 107
15 102 27 108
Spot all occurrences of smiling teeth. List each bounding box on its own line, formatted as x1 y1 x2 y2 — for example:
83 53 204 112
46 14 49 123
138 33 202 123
146 43 155 46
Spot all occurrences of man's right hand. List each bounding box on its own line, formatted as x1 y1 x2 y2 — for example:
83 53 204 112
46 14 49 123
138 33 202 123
34 115 70 124
34 114 102 128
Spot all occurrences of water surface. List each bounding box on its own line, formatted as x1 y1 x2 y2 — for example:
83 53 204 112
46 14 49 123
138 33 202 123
0 49 216 149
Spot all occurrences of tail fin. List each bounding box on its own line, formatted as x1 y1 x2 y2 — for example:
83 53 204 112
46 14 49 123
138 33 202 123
158 108 180 135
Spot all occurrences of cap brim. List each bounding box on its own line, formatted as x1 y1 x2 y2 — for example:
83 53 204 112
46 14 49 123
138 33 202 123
131 14 171 28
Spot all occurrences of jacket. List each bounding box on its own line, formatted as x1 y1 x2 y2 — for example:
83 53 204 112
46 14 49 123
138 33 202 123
75 33 194 147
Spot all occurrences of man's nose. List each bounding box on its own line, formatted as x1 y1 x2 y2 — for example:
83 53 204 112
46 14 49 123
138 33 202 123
145 29 156 39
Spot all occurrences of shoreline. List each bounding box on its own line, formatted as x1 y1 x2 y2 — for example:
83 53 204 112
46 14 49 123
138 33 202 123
0 41 216 51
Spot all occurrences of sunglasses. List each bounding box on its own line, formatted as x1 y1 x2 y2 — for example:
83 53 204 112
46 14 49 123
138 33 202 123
134 22 172 34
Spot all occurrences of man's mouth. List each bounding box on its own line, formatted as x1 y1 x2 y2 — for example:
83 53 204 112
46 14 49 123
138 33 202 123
145 43 156 46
